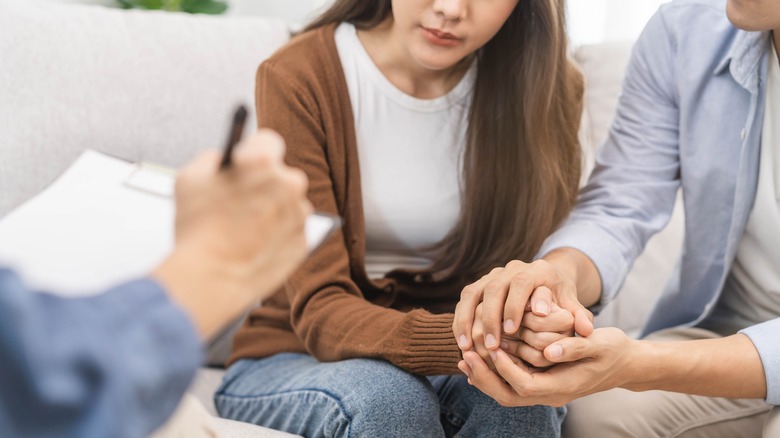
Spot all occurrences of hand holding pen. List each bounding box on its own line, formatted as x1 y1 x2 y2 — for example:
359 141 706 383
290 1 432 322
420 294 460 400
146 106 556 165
217 104 342 252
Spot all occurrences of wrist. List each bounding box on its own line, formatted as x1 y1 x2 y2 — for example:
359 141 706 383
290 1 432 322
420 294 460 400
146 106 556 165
541 248 579 282
542 248 601 307
152 247 256 339
621 339 661 392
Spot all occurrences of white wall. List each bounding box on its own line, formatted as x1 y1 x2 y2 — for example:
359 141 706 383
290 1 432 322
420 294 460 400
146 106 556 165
568 0 670 44
227 0 331 25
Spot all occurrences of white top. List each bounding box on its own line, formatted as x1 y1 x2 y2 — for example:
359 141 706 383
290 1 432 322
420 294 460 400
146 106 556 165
334 22 475 279
705 47 780 335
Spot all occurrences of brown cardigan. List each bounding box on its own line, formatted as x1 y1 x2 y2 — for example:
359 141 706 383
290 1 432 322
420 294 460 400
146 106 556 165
229 24 477 375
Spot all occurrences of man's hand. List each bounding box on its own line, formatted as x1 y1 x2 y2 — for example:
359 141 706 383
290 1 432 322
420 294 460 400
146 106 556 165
453 253 595 355
154 129 312 338
459 327 636 407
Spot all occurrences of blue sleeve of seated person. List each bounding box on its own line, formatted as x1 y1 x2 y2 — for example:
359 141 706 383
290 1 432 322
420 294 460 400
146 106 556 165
0 268 203 438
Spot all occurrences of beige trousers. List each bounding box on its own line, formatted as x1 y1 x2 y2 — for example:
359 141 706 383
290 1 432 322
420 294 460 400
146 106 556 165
765 407 780 436
562 327 774 438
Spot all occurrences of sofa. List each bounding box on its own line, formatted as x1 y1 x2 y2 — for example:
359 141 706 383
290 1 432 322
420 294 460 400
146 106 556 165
0 0 684 435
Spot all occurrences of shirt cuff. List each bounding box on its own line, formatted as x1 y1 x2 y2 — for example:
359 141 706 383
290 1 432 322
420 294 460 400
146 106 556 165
740 318 780 405
539 221 632 314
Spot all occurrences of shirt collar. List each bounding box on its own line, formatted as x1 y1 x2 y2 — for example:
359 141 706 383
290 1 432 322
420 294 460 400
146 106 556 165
714 28 771 93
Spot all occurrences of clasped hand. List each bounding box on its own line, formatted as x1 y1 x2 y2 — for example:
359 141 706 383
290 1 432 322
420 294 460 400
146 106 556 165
453 259 636 407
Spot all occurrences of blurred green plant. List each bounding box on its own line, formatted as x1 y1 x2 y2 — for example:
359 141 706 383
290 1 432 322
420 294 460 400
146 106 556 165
116 0 228 14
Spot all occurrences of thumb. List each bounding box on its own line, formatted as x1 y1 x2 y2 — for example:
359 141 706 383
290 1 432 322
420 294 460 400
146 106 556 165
543 336 592 363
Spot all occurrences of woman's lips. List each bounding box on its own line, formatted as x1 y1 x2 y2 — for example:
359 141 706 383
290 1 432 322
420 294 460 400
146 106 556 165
421 27 462 47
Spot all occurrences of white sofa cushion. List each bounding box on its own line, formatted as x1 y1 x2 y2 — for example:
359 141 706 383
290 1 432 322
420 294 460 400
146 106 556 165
0 0 290 216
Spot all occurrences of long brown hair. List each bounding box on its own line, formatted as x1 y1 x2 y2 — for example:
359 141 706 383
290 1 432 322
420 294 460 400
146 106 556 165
309 0 583 282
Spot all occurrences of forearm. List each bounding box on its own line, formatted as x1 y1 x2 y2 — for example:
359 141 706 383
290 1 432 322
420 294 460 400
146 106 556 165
625 334 767 399
543 247 602 307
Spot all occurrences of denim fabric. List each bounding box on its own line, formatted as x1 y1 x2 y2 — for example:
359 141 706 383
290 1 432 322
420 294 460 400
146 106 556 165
0 269 202 437
215 354 564 437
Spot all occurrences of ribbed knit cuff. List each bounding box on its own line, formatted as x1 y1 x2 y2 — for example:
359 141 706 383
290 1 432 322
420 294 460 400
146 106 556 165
400 311 461 375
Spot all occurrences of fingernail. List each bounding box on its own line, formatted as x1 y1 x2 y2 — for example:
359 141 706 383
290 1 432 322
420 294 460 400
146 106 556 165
503 319 515 333
485 334 497 349
489 351 497 361
500 341 509 350
549 344 563 359
458 335 468 349
534 301 550 315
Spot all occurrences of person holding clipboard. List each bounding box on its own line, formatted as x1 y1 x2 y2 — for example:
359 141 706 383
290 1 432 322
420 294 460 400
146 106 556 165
0 123 313 438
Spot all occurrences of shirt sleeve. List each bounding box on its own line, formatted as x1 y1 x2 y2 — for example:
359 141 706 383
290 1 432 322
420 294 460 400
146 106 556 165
740 318 780 405
539 9 682 313
0 268 202 438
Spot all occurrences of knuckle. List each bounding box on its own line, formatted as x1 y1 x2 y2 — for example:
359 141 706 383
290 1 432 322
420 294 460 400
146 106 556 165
506 259 525 270
509 271 533 287
460 285 477 300
483 280 504 298
530 259 551 271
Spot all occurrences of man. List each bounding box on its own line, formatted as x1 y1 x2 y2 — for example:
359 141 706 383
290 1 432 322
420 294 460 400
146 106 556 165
453 0 780 436
0 130 311 437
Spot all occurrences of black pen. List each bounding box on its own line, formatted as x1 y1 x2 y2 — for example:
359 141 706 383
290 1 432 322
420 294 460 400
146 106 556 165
219 105 249 171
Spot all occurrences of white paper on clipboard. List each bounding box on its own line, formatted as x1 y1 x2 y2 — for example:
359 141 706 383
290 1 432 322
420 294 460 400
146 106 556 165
0 150 340 297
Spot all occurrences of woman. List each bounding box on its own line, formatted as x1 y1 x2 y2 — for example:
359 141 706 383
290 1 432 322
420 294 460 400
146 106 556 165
215 0 582 436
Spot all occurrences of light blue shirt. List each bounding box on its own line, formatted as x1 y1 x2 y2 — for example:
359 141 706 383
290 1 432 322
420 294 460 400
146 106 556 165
541 0 780 404
0 268 202 437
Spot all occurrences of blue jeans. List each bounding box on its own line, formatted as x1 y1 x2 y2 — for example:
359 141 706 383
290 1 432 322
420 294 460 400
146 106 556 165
215 353 564 437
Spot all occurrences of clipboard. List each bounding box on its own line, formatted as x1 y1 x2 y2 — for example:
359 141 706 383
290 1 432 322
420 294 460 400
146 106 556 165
0 150 340 297
122 161 341 253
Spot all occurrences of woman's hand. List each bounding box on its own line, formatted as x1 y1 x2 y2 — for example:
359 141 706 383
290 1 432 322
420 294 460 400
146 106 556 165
500 287 576 369
468 303 523 372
